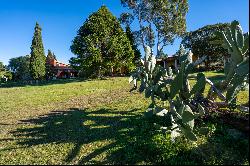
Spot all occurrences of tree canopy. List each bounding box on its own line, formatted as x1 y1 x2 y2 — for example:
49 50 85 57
70 6 135 78
45 49 57 80
181 23 231 67
8 55 31 81
125 26 141 66
0 62 4 71
46 49 56 60
30 22 46 80
120 0 189 57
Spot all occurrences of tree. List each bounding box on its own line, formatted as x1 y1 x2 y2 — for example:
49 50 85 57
125 26 141 66
176 44 186 58
0 61 13 82
70 6 135 78
181 23 231 68
46 49 54 59
30 22 46 80
118 13 141 66
174 44 187 70
120 0 189 57
8 55 31 81
0 62 5 71
45 49 56 80
46 50 57 60
2 71 12 81
0 61 6 81
52 52 57 61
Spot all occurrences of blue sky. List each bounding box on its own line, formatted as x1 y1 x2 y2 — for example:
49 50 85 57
0 0 249 65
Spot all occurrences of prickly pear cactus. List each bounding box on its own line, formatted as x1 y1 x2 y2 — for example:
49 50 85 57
209 20 249 105
129 45 208 141
129 20 248 141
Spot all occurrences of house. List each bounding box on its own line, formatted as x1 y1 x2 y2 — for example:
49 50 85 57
47 59 78 79
156 51 199 69
156 56 178 69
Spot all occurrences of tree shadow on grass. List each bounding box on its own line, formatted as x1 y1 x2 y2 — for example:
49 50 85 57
5 108 158 164
3 108 249 165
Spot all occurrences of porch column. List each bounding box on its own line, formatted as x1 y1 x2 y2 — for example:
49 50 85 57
174 59 178 70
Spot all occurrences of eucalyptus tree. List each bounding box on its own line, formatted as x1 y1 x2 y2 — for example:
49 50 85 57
120 0 189 57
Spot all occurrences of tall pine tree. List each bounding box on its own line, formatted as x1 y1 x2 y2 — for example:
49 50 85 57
70 6 135 78
30 22 46 80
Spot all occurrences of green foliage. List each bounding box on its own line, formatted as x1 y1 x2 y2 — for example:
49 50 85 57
176 44 187 59
119 12 134 27
45 49 57 80
0 62 12 82
125 26 141 66
0 61 4 71
181 23 230 68
30 22 46 80
8 55 31 81
46 49 56 60
0 62 9 82
121 0 189 57
4 71 12 80
70 6 135 78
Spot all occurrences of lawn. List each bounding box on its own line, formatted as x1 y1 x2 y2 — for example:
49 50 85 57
0 71 249 164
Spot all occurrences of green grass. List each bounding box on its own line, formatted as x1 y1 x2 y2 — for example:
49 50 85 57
189 71 249 105
0 72 249 164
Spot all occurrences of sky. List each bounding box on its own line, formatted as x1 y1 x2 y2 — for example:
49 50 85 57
0 0 249 65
